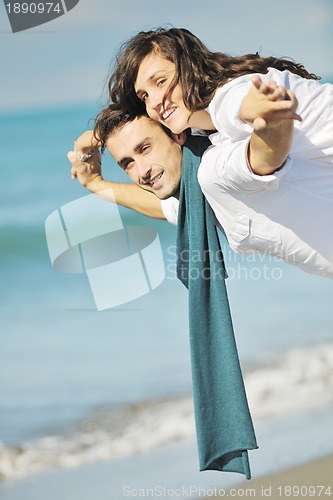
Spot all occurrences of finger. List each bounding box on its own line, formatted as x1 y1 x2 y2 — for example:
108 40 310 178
285 89 298 105
281 111 302 122
264 85 291 103
70 165 77 180
266 110 302 122
251 76 263 90
270 86 290 101
257 80 278 97
268 99 294 111
67 151 77 163
252 117 268 131
258 82 272 96
68 150 89 167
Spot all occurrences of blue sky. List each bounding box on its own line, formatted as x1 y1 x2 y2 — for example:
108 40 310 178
1 0 332 112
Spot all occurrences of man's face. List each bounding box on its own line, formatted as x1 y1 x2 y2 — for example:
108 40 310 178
106 116 182 200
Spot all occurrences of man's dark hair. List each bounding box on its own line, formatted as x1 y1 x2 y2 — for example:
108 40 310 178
93 104 147 152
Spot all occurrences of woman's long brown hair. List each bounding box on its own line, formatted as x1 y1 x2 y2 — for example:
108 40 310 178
108 27 320 113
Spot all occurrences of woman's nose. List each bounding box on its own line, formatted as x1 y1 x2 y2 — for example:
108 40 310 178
148 89 163 112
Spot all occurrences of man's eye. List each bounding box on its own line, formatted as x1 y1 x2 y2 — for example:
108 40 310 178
122 161 134 171
142 145 151 154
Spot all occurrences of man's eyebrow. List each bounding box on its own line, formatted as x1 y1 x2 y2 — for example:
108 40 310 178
118 137 152 168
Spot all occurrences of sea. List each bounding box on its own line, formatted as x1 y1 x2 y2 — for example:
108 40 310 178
1 102 333 499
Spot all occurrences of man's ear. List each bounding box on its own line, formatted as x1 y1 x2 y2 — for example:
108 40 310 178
172 131 187 145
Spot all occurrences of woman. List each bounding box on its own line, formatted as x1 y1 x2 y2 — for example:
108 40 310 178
104 27 333 278
108 27 332 159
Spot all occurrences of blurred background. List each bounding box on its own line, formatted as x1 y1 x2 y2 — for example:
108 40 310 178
1 1 333 499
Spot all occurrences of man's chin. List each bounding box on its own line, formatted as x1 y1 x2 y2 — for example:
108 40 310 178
159 187 180 200
140 184 179 200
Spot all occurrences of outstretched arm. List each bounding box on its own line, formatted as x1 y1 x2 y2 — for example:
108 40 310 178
68 131 166 220
239 77 301 175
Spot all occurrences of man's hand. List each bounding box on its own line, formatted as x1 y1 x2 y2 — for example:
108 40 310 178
74 130 101 155
68 130 103 191
240 76 302 131
68 149 103 190
67 131 166 220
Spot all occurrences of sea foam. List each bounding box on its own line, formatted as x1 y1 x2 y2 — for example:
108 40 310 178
1 342 333 482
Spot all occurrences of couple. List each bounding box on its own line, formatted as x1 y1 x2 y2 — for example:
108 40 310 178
67 28 333 478
70 27 333 278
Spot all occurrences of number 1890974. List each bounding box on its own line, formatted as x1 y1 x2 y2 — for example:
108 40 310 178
6 3 62 14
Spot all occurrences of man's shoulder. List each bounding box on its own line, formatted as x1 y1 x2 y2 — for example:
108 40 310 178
161 197 179 225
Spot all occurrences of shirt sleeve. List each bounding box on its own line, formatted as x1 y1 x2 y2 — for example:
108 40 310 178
208 82 253 144
160 197 179 225
199 141 291 193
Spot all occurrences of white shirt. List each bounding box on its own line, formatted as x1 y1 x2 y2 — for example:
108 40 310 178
161 197 179 225
207 68 333 163
161 70 333 278
198 144 333 278
199 69 333 278
161 148 333 279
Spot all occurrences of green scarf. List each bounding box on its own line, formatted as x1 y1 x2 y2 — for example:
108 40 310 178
176 146 258 479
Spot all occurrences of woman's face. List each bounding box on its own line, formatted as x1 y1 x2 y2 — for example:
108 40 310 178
134 53 192 134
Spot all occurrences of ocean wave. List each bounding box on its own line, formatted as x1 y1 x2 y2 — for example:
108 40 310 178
1 342 333 482
0 398 195 482
246 342 333 418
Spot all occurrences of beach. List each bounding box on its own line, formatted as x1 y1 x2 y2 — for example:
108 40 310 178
214 455 333 500
1 398 333 499
1 103 333 500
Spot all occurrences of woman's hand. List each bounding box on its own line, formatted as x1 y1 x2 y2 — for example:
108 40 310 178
240 76 302 131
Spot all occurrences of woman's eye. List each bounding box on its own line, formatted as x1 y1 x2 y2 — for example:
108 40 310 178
157 79 166 87
141 93 148 102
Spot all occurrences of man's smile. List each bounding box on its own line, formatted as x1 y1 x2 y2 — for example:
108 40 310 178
143 171 164 188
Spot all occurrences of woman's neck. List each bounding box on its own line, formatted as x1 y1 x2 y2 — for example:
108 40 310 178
187 109 216 131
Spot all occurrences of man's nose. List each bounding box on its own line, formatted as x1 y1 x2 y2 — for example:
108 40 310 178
137 158 151 179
